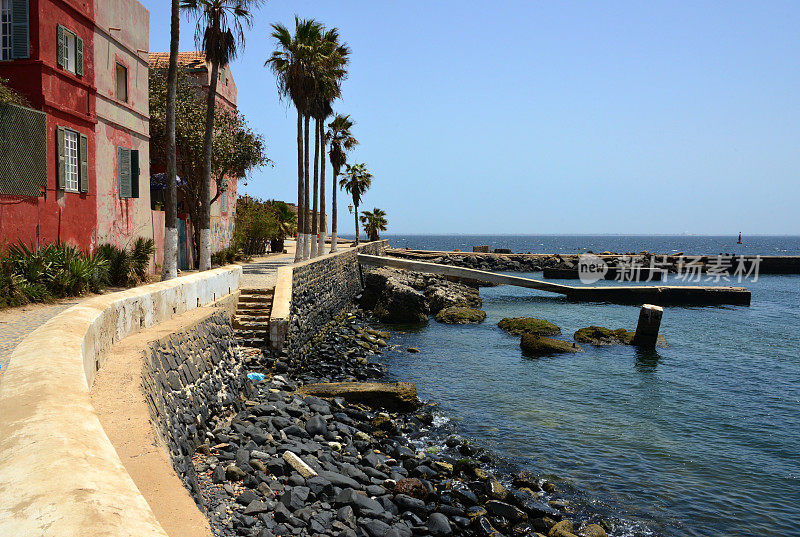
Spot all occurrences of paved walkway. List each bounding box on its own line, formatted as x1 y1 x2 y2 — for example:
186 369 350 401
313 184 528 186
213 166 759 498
0 299 81 382
240 239 355 289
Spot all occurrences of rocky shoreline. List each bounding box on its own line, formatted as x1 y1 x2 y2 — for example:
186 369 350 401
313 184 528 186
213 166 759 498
187 291 624 537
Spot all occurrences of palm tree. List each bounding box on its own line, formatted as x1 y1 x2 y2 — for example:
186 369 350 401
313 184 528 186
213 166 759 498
312 29 349 257
340 163 372 245
268 18 330 260
182 0 262 270
326 114 357 252
360 208 388 242
161 0 180 280
301 27 349 258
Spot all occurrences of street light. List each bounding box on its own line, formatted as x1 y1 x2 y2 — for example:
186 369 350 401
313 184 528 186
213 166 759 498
348 204 353 214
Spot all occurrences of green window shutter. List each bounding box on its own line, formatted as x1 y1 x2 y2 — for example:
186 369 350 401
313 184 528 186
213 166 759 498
130 149 139 198
79 133 88 192
11 0 30 59
76 36 84 76
56 127 65 190
56 25 65 67
118 147 131 198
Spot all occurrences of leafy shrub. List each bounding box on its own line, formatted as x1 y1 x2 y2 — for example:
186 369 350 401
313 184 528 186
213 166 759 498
96 244 131 286
96 238 154 286
0 242 109 307
211 244 240 266
131 237 155 282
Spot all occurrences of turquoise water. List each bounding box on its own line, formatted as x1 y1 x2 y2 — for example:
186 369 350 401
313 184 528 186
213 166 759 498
375 243 800 536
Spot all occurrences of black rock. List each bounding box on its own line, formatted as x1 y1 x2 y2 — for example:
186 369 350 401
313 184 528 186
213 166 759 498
211 464 225 484
280 486 310 511
394 493 427 515
306 415 328 436
485 500 528 522
427 512 452 536
235 489 259 505
244 499 273 515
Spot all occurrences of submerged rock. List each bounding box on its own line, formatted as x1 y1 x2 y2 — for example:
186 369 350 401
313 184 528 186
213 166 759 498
521 334 583 356
435 306 487 324
573 325 667 347
573 326 634 345
498 317 561 336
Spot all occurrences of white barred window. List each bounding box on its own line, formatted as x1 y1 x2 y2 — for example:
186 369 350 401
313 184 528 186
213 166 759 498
62 28 75 73
1 0 11 61
64 129 79 192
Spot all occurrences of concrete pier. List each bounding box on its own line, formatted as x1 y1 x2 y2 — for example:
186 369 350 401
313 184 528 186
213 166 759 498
633 304 663 348
359 255 752 306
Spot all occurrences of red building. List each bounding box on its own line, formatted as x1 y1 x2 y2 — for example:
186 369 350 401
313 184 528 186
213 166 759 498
0 0 151 252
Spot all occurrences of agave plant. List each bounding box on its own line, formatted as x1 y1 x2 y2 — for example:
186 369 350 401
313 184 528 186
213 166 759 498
131 237 155 282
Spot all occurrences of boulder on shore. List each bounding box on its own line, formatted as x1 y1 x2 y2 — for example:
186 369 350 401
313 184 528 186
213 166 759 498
435 306 486 324
362 267 483 323
574 325 667 347
299 381 420 411
498 317 561 336
520 334 583 356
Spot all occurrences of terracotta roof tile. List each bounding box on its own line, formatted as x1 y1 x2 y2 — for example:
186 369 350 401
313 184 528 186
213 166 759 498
148 51 208 69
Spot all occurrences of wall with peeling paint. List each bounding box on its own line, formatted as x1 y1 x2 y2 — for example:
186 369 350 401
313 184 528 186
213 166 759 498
93 0 151 249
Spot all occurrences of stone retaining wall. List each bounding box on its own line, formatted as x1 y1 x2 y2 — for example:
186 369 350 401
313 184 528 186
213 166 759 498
142 307 252 502
271 241 387 355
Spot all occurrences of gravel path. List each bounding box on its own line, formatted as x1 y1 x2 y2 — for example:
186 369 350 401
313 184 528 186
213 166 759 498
0 300 81 382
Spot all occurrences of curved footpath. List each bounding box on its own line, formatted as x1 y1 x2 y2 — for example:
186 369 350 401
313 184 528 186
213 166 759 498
0 266 241 537
0 299 81 382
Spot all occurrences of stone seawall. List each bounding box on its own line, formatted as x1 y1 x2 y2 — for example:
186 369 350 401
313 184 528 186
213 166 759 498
142 308 251 501
286 241 387 356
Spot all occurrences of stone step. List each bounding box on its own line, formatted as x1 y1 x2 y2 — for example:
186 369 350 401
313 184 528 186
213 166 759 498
237 302 272 311
239 293 273 301
234 320 267 327
234 314 270 322
240 288 275 297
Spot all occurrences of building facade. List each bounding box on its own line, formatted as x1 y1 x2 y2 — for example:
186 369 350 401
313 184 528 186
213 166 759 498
0 0 150 252
148 51 238 265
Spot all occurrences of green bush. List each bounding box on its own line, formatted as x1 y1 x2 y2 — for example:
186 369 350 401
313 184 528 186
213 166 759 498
0 242 109 307
96 238 154 286
211 244 240 266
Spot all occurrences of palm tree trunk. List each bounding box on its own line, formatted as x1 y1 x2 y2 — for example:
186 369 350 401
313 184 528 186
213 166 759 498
161 0 179 280
311 117 319 258
199 59 220 271
354 202 359 245
318 121 326 255
330 167 338 253
303 114 311 260
294 110 304 262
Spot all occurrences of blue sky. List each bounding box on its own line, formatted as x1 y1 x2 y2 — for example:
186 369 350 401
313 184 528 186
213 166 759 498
141 1 800 235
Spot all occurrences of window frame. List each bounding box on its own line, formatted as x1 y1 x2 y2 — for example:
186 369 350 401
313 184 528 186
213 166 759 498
56 24 82 76
116 62 128 102
62 28 75 73
63 129 79 193
0 0 11 61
